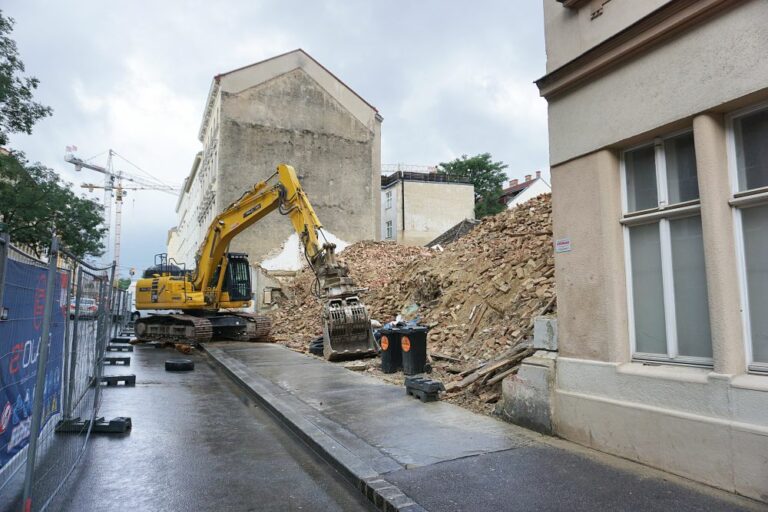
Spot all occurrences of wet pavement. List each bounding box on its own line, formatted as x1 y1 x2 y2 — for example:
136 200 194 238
46 344 374 512
207 342 767 512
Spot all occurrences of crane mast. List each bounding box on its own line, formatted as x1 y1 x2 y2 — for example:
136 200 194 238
65 149 179 276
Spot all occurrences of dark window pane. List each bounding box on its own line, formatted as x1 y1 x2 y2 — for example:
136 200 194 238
665 132 699 203
625 145 658 212
630 223 666 354
743 204 768 364
670 216 711 358
735 108 768 191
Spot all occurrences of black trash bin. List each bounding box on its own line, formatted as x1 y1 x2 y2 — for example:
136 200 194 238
401 326 429 375
379 328 403 373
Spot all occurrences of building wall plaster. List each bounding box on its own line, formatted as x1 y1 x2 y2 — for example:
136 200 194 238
546 0 768 165
554 357 768 501
551 149 628 362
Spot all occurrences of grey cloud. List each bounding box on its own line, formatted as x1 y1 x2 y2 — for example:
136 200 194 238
3 0 548 275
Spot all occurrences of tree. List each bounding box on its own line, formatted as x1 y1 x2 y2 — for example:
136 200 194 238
0 11 52 146
0 152 106 258
117 278 132 290
438 153 508 218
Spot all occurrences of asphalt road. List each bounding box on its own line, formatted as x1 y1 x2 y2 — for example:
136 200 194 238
47 343 373 512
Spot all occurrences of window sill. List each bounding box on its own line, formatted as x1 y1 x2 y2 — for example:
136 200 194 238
619 360 711 384
620 202 701 226
731 373 768 392
747 364 768 377
729 188 768 208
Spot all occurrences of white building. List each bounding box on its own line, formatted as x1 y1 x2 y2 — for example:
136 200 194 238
380 168 475 246
499 171 551 209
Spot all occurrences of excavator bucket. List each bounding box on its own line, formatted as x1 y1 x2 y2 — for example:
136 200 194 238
322 296 378 361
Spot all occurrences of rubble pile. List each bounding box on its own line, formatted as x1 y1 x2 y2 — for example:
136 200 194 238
269 194 555 412
365 195 555 409
367 194 554 359
267 241 431 350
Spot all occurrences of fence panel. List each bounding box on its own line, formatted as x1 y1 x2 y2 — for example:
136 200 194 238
0 243 66 511
0 235 116 512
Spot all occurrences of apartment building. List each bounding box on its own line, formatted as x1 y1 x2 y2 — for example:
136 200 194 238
380 168 474 246
537 0 768 501
168 49 381 268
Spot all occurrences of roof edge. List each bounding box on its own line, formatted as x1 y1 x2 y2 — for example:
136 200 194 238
536 0 737 99
197 49 379 141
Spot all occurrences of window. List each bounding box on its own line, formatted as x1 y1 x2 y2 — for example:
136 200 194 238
385 190 392 210
621 131 712 365
729 103 768 372
385 220 393 240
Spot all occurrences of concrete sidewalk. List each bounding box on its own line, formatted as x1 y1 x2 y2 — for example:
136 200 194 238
204 342 766 512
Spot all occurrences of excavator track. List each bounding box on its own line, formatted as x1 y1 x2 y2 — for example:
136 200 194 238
135 313 271 344
228 312 272 341
135 314 214 344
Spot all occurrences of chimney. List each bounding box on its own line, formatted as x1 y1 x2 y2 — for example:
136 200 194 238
525 174 532 182
511 179 518 186
536 171 541 179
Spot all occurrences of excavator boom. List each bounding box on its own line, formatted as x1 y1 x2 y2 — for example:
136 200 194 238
134 164 377 360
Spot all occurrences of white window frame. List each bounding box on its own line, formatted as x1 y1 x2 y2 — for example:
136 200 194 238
385 190 392 210
726 100 768 375
620 129 712 367
385 220 393 240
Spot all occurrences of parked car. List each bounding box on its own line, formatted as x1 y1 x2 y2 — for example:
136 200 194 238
69 297 98 319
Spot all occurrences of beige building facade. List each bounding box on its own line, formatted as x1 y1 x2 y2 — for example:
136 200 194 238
539 0 768 502
169 49 382 268
380 171 475 246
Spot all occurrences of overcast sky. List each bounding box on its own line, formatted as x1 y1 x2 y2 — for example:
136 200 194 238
3 1 548 277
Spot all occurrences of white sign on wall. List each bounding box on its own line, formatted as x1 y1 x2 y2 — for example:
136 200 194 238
555 238 572 253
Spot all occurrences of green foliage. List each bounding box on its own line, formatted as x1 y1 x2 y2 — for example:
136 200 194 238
0 11 52 146
0 152 105 258
0 14 99 258
438 153 508 218
117 278 132 290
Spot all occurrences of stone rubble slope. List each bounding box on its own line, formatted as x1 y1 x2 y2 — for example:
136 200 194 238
267 194 555 410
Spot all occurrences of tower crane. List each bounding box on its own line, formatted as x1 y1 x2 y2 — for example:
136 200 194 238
64 149 180 275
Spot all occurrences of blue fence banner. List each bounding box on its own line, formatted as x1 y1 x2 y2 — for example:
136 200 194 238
0 259 66 469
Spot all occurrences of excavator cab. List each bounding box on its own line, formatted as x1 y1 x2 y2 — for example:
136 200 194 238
206 253 252 304
222 253 252 302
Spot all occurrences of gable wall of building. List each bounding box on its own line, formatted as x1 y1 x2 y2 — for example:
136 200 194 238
217 67 380 262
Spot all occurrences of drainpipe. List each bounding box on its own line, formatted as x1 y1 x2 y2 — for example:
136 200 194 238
401 174 405 241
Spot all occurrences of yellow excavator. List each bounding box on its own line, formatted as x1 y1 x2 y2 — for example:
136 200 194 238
134 163 378 361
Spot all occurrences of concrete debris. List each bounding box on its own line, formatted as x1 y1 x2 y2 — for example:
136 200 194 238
269 194 555 414
343 361 369 371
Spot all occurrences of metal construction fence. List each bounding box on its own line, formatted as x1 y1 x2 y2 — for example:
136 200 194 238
0 233 129 511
